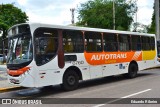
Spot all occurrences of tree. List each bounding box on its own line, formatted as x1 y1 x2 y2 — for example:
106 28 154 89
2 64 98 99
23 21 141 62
148 1 159 34
132 22 149 33
0 3 28 55
0 3 28 38
77 0 137 31
148 13 156 34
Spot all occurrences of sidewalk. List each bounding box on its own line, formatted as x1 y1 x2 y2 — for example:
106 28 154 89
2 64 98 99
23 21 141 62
0 64 20 91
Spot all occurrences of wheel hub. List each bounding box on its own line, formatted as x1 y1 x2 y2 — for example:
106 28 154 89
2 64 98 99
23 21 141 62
67 76 75 85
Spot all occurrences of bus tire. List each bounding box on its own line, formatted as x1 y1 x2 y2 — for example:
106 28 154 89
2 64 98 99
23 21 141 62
62 70 79 91
125 63 138 79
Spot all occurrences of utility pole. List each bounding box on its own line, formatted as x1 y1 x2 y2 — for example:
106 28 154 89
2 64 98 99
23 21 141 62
155 0 159 40
113 0 115 30
135 0 138 32
70 8 75 24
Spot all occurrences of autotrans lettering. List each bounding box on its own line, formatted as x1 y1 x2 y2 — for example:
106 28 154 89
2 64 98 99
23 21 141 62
91 54 127 61
84 52 142 65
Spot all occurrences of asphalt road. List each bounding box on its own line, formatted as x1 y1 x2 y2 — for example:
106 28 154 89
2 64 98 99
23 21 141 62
0 68 160 107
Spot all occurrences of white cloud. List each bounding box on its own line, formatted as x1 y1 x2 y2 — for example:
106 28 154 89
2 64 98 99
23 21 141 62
136 7 154 25
17 0 27 6
0 0 154 26
137 0 153 7
0 0 15 4
15 0 88 25
135 0 154 25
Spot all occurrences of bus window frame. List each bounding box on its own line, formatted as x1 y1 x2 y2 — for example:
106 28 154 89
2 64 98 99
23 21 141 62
131 35 142 51
33 27 59 66
118 34 131 52
103 33 118 52
141 36 151 51
84 31 103 53
62 30 84 53
150 37 155 50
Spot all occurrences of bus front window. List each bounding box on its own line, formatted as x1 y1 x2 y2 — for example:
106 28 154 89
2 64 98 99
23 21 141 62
7 34 33 69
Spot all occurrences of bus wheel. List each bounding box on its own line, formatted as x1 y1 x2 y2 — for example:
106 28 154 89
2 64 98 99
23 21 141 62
62 70 79 91
125 63 138 78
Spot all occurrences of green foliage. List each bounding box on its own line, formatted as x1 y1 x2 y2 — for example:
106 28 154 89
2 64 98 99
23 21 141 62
77 0 137 31
148 13 155 34
0 4 28 38
132 22 149 33
148 2 160 34
148 3 157 34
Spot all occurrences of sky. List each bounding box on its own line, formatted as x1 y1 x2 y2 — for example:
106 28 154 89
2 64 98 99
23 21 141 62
0 0 154 26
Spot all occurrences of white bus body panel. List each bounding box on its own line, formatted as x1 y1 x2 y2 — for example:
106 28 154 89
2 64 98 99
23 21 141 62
7 23 158 88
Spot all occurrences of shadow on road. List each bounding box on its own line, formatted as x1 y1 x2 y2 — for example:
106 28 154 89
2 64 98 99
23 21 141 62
12 72 155 98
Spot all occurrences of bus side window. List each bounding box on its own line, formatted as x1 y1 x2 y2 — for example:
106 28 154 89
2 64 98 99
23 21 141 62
118 34 131 51
150 37 155 50
45 38 56 53
63 30 84 53
103 33 118 52
34 28 58 66
64 41 73 52
131 35 141 51
142 36 151 51
85 31 102 52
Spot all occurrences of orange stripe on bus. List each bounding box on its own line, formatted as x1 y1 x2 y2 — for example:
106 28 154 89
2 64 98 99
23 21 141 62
84 51 142 65
7 67 30 76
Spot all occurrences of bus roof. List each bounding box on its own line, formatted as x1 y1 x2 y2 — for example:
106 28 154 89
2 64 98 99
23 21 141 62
9 22 155 37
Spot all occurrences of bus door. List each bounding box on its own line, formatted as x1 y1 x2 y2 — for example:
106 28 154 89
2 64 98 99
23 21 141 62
34 28 61 86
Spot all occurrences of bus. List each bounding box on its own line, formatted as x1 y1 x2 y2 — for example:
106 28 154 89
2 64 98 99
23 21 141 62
7 23 157 91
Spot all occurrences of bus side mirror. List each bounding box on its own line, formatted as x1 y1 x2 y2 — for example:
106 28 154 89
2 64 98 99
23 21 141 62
58 31 65 68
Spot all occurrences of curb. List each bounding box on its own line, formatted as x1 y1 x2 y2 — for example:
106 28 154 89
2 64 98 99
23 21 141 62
0 86 25 93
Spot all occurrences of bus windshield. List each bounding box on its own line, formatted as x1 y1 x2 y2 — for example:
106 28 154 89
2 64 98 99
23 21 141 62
7 33 33 69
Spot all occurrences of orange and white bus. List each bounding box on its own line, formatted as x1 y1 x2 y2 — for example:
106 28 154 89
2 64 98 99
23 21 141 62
7 23 157 91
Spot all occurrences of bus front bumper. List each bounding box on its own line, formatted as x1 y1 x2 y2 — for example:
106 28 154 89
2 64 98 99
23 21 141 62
8 73 35 87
